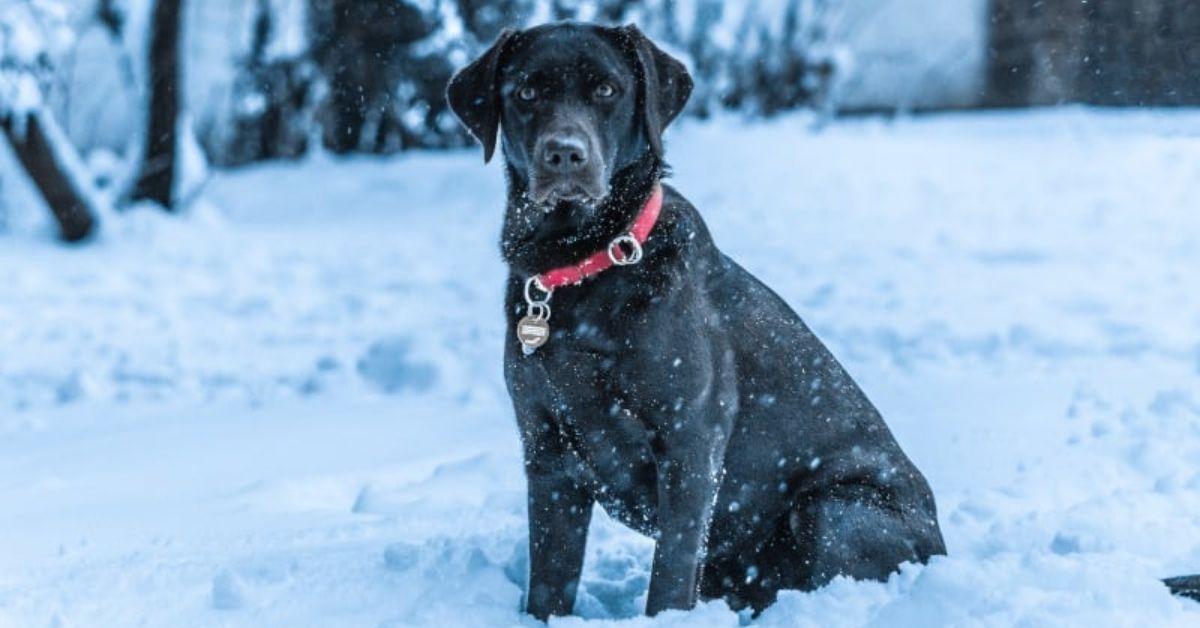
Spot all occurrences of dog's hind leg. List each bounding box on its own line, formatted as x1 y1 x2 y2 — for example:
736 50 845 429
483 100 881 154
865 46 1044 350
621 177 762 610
787 483 945 590
699 516 804 614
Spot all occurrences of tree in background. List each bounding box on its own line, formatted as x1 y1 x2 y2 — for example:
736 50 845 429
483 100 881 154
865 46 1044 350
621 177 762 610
130 0 183 209
190 0 849 162
2 0 209 240
700 0 840 115
1 0 99 241
219 0 319 166
307 0 441 154
286 0 845 158
5 0 848 191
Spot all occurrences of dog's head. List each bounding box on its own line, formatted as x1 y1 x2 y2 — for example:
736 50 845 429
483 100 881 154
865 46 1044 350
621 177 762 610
447 23 692 214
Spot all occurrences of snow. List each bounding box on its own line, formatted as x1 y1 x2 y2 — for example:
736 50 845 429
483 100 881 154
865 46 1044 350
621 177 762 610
2 108 1200 627
173 112 210 204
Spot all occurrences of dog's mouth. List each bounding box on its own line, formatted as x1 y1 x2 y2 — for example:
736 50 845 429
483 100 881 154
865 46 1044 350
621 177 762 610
528 178 609 213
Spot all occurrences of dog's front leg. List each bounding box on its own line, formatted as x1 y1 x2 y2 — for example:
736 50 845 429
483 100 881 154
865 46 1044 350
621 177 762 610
521 413 595 621
645 427 728 615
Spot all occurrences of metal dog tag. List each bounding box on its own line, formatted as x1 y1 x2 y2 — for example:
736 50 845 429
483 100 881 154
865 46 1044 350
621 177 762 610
520 277 553 354
517 315 550 351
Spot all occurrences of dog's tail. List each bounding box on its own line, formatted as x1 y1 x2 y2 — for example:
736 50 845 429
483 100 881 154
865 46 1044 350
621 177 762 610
1166 575 1200 602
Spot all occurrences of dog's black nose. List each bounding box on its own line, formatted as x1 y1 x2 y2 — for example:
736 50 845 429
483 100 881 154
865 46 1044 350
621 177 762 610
540 135 588 172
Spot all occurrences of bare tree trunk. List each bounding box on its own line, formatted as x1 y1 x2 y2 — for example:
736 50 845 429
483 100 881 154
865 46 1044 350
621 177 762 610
131 0 183 210
1 108 98 242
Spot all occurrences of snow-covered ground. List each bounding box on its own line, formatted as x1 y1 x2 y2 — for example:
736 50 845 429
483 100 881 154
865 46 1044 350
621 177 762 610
2 108 1200 627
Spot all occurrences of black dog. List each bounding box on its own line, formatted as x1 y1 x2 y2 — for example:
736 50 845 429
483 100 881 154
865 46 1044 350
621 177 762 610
448 23 946 619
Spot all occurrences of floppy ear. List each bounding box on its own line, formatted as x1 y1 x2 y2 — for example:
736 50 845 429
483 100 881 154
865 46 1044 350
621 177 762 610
447 29 517 163
620 24 693 158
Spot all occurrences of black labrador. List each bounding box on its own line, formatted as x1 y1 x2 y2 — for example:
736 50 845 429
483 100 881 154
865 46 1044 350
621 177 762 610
447 22 946 619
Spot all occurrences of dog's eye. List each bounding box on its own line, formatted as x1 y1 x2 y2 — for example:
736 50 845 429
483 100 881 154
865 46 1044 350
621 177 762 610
517 86 538 102
594 82 616 99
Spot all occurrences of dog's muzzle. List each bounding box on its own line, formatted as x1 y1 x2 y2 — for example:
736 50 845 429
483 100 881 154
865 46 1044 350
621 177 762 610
529 132 608 209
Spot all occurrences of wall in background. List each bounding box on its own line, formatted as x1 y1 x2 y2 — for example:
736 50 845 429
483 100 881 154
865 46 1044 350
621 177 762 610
987 0 1200 107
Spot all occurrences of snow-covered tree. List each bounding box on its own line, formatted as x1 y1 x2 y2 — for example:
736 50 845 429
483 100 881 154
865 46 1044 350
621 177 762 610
215 0 318 166
306 0 845 155
1 0 99 241
307 0 445 154
88 0 210 211
187 0 849 162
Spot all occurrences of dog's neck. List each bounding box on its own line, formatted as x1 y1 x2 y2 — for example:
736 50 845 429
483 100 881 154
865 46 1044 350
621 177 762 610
500 151 663 276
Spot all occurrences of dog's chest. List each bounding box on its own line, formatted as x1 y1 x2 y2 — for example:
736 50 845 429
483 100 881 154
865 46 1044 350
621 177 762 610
511 320 668 530
528 306 663 404
509 278 717 435
505 270 721 531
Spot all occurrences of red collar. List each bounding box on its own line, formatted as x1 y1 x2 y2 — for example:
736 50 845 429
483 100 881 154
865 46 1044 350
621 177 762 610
533 183 664 292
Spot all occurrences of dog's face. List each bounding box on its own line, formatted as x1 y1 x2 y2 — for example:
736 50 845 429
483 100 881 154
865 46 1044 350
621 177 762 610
496 26 637 209
448 23 692 216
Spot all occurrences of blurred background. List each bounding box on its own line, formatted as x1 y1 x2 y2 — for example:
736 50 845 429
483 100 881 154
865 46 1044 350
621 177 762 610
4 0 1200 235
2 2 1200 627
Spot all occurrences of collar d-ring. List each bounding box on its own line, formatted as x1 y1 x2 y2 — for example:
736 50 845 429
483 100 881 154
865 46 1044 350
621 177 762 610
607 234 643 266
524 275 552 306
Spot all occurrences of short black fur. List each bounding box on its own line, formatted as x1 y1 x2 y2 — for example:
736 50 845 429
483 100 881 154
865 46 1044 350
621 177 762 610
1166 575 1200 602
448 22 947 620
